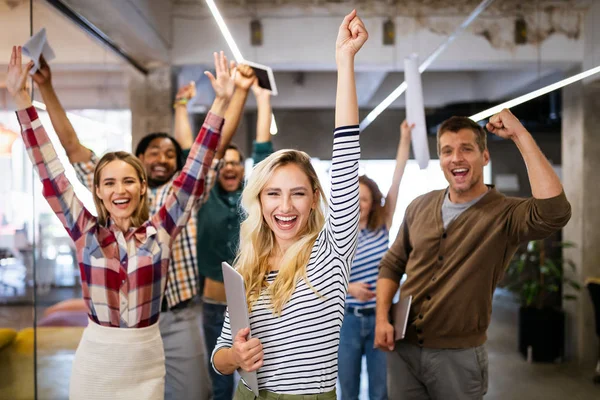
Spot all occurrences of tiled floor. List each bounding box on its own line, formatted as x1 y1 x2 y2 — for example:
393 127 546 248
1 289 599 399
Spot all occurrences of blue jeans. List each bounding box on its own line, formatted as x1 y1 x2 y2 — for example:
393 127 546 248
338 310 388 400
204 302 234 400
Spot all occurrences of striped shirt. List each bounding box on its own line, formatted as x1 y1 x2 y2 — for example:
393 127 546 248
72 147 222 309
346 227 389 309
18 106 222 327
211 125 360 394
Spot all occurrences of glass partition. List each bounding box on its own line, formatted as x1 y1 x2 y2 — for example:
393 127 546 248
1 1 131 399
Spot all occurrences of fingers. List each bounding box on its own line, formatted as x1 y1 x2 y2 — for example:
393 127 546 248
16 46 21 67
204 71 216 85
385 329 395 351
9 46 15 65
350 16 367 38
22 63 33 80
220 51 228 75
247 358 264 372
212 51 221 76
340 9 357 30
233 327 250 342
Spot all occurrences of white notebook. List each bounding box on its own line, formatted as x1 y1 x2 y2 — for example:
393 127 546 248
221 262 260 396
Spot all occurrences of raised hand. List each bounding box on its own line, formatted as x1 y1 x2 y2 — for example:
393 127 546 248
204 51 235 101
336 10 369 60
31 55 52 88
231 327 264 372
235 64 257 91
486 108 527 140
401 120 414 141
251 80 270 102
6 46 32 96
6 46 33 109
175 81 196 102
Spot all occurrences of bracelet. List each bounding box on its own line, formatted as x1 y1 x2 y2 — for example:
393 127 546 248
173 98 188 108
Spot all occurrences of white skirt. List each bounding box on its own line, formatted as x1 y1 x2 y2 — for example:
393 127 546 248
69 320 165 400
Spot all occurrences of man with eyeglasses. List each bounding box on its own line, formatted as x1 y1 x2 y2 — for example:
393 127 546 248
195 82 274 400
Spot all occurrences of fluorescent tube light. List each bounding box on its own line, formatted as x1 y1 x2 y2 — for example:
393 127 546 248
470 65 600 122
360 0 495 131
205 0 244 63
205 0 278 135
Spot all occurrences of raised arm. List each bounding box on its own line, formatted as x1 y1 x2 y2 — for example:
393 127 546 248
486 109 571 242
173 81 196 150
250 81 274 164
7 46 95 241
215 63 256 159
325 10 368 260
487 109 563 199
383 120 412 229
152 51 234 239
31 56 91 164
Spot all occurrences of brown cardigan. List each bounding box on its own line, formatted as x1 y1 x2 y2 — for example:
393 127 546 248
379 187 571 349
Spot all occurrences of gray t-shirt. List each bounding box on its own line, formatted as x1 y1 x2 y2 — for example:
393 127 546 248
442 188 489 230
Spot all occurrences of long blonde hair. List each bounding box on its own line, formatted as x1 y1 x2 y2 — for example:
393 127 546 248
236 149 327 316
93 151 149 227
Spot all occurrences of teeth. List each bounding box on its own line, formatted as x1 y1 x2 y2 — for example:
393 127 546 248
275 216 296 222
113 199 129 205
452 168 468 173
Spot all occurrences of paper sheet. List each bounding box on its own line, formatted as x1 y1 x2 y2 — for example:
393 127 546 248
405 54 430 170
22 28 56 75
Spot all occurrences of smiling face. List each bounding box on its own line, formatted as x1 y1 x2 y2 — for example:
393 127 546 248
137 137 178 186
439 128 489 199
219 148 245 192
95 160 147 227
260 163 317 252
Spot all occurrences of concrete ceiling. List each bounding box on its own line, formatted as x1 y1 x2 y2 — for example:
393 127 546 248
0 0 594 111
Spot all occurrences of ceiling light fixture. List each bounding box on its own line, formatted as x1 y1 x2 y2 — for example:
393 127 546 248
205 0 277 134
360 0 495 131
469 65 600 122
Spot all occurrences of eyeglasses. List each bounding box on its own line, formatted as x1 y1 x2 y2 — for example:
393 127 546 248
223 161 242 168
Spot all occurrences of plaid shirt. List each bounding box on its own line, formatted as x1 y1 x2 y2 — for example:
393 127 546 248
18 106 223 327
73 152 222 309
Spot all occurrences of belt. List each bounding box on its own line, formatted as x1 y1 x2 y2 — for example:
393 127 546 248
346 306 376 317
161 298 191 312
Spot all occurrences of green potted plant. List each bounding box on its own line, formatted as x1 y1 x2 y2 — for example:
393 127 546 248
504 240 581 362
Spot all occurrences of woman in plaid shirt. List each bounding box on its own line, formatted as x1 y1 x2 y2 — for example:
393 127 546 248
6 46 234 400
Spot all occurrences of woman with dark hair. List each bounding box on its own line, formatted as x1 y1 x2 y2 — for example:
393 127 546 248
6 46 234 400
338 120 413 400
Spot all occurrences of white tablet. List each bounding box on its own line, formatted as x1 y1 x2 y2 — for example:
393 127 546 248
221 262 260 396
243 60 278 96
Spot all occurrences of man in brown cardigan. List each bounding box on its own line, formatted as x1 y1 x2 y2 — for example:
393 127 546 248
374 109 571 400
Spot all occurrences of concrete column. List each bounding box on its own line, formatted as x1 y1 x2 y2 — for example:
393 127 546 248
562 78 600 368
562 0 600 368
128 66 173 152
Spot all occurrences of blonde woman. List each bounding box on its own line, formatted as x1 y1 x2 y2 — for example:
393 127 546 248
6 46 234 400
212 10 368 399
